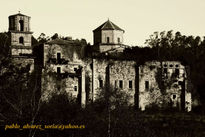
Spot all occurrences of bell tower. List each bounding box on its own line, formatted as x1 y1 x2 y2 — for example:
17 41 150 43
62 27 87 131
8 12 33 57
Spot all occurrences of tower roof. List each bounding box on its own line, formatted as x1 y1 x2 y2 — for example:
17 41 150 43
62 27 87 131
9 12 30 18
93 20 124 32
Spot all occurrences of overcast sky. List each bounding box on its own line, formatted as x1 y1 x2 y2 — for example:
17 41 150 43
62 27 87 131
0 0 205 46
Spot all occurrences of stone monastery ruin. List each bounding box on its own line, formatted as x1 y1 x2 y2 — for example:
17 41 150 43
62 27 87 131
7 13 193 112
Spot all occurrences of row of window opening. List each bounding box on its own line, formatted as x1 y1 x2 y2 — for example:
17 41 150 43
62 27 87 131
163 64 179 68
99 80 133 89
106 37 121 43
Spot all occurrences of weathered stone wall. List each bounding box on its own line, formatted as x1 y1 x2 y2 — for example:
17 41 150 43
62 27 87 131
92 59 108 100
109 60 136 105
11 48 32 56
139 61 192 111
41 73 79 101
42 43 86 106
83 59 93 103
9 14 32 56
11 33 32 47
92 59 136 105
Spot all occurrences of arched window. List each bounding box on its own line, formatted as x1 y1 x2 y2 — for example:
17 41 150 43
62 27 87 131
19 37 24 44
19 20 24 31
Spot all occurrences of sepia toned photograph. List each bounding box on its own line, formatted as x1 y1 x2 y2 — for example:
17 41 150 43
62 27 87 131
0 0 205 137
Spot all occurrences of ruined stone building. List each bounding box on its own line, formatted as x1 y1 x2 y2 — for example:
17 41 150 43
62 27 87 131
8 13 34 73
6 13 193 111
139 61 192 111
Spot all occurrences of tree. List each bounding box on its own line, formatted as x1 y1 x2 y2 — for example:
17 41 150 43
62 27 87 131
37 33 50 43
0 32 10 57
51 33 59 40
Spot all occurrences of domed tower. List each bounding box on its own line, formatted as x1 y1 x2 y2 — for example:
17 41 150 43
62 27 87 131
93 19 125 53
8 12 33 57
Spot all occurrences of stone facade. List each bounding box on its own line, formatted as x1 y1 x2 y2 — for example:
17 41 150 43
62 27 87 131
42 40 86 106
5 13 194 112
8 13 34 76
40 19 193 111
139 61 192 111
9 13 33 57
92 59 136 104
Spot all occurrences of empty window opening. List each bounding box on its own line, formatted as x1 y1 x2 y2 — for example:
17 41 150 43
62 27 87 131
74 67 77 71
57 53 61 63
119 80 123 89
145 81 149 90
99 80 103 88
176 64 179 67
164 64 168 67
107 37 110 43
74 86 77 91
118 37 120 43
173 94 176 99
57 67 61 74
175 68 179 76
19 37 24 44
164 68 168 74
169 64 173 67
19 20 24 31
129 80 133 89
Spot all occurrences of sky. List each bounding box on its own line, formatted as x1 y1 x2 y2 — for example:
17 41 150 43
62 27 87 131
0 0 205 46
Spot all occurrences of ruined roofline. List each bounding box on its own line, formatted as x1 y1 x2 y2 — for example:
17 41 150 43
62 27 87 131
138 60 189 67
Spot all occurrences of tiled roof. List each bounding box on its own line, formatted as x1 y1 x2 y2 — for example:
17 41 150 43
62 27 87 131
93 20 124 32
9 13 30 18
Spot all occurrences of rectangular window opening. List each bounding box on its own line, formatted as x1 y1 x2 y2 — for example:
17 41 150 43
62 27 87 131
118 37 120 43
119 80 123 89
175 68 179 76
57 67 61 74
99 80 103 88
107 37 110 43
173 94 176 99
129 80 132 89
57 53 61 63
74 86 77 91
145 81 149 90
